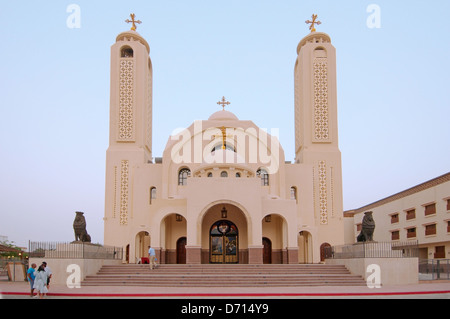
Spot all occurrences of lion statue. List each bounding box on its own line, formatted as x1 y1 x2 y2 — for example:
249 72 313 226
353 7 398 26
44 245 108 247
357 211 375 242
73 211 91 243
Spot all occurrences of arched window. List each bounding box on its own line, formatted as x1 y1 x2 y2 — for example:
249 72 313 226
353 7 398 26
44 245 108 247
211 143 236 153
121 46 134 58
290 186 297 201
221 171 228 178
178 168 191 186
235 172 241 178
207 172 213 178
256 168 269 186
150 187 156 204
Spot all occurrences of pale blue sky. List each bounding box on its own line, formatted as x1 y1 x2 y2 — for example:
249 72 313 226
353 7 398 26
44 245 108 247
0 1 449 247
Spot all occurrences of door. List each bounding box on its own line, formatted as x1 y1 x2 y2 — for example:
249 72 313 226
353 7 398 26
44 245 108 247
210 220 239 263
177 237 187 264
262 237 272 264
320 243 331 262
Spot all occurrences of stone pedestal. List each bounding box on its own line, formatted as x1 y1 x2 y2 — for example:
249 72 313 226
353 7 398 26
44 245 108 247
248 245 263 264
286 247 299 264
186 246 202 264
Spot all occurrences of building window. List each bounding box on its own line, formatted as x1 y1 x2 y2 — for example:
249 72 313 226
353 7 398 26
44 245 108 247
424 203 436 216
235 172 241 178
290 187 297 201
391 231 400 241
150 187 156 204
207 172 213 178
178 168 191 186
221 171 228 178
448 221 450 233
406 209 416 220
425 224 437 236
434 246 445 259
390 213 399 224
257 168 269 186
406 227 416 239
121 46 134 58
447 199 450 211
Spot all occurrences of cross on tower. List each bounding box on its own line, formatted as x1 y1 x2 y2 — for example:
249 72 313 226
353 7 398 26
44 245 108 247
125 13 142 31
305 14 321 33
217 96 230 111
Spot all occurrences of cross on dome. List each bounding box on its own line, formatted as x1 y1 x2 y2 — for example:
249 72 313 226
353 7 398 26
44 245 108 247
305 14 321 33
125 13 142 31
217 96 231 111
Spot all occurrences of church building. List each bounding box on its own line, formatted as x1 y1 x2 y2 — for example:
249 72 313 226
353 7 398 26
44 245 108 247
103 15 345 264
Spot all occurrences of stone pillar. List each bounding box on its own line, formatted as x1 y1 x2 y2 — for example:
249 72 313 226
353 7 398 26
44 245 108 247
248 245 263 264
186 245 202 264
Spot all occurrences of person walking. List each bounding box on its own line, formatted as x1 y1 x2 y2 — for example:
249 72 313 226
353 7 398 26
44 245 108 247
42 261 52 291
27 263 37 297
148 245 157 270
33 265 48 299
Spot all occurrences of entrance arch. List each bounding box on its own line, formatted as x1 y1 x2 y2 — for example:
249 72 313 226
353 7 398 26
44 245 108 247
262 214 288 264
161 213 187 264
135 231 150 263
210 220 239 263
298 231 313 264
320 242 331 262
201 203 248 264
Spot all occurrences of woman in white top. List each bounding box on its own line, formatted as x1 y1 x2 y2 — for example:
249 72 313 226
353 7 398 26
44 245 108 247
33 265 48 299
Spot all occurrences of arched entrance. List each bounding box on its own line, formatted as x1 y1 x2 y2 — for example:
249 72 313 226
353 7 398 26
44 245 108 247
135 231 150 263
210 220 239 263
262 214 288 264
161 213 187 264
201 203 248 264
320 242 331 262
298 231 313 264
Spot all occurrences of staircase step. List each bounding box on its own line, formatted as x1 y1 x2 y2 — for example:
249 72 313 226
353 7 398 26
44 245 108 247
81 264 367 287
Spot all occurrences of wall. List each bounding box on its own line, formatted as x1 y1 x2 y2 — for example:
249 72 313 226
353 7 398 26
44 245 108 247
327 258 419 286
29 258 122 286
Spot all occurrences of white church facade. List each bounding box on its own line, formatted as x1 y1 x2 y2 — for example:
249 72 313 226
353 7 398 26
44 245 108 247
103 20 345 265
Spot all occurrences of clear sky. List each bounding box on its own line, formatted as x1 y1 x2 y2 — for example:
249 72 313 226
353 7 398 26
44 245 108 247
0 1 449 248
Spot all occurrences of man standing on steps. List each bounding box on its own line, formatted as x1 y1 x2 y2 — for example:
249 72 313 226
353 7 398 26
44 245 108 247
148 245 157 270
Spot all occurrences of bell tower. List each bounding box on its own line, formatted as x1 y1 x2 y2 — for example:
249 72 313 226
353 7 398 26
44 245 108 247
294 16 344 245
108 16 153 157
104 15 153 245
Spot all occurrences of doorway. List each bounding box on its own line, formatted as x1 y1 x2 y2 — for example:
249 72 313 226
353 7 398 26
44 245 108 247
262 237 272 264
210 220 239 263
177 237 187 264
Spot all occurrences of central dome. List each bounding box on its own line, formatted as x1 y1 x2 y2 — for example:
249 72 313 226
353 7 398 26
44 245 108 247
208 110 239 121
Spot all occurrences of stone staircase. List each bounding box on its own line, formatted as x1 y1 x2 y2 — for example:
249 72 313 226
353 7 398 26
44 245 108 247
82 264 367 287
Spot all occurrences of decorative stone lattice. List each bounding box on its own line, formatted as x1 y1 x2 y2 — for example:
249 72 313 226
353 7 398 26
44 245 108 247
119 60 135 141
120 160 129 225
313 58 329 142
318 160 328 225
146 69 152 151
